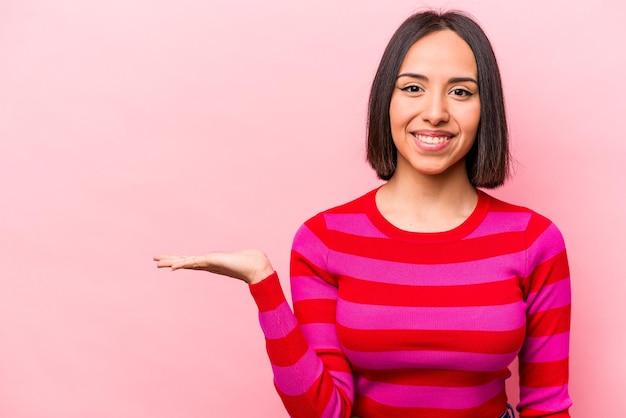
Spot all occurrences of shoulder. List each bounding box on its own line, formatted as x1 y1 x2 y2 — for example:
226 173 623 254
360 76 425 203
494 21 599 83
292 188 379 242
480 191 567 254
481 190 560 231
300 188 378 228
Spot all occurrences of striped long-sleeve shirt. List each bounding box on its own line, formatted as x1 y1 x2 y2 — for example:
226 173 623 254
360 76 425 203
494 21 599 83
249 188 572 418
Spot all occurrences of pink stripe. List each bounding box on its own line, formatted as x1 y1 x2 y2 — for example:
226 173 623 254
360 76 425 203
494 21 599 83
324 213 389 238
358 377 504 409
525 223 565 276
292 224 329 271
328 370 354 396
343 348 517 372
526 279 571 314
327 250 525 286
321 397 340 418
464 212 531 239
291 275 337 302
273 349 323 396
258 301 297 340
301 323 340 348
519 384 571 412
520 332 570 363
337 300 526 331
320 371 355 418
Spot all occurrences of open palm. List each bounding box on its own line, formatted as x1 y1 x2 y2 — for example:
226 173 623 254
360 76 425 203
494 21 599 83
153 250 274 285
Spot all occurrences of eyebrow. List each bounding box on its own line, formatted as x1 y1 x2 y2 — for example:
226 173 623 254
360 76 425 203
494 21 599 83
396 73 478 85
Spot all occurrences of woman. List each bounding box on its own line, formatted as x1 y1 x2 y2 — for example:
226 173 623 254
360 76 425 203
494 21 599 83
155 10 572 418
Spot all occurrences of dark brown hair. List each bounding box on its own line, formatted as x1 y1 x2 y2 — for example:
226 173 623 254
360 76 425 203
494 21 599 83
366 10 509 188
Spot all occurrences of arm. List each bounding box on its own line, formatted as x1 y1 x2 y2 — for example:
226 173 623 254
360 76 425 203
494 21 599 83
154 220 355 417
518 218 572 418
249 221 354 417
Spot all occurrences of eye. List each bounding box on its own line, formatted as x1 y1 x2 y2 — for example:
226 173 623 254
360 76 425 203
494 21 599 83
400 85 423 93
450 88 474 97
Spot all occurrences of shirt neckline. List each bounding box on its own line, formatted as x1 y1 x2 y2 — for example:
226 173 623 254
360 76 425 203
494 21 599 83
363 186 490 243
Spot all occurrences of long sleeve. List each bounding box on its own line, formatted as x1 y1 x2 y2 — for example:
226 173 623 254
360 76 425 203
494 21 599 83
249 218 354 418
518 216 572 417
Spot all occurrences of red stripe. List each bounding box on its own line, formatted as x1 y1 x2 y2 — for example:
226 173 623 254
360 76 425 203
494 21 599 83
339 276 521 307
248 273 286 312
316 349 353 373
524 214 552 244
522 408 570 417
290 250 336 286
527 305 571 336
519 358 569 387
527 251 570 292
353 390 507 418
265 327 309 367
326 229 529 264
354 367 510 387
294 299 336 324
337 325 525 355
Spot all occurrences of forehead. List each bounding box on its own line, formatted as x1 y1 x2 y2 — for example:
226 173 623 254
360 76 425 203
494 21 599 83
399 30 477 77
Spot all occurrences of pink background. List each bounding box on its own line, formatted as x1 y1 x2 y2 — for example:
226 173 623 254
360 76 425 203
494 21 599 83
1 0 623 416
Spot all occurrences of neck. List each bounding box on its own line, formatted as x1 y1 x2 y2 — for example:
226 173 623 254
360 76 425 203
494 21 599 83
376 162 478 233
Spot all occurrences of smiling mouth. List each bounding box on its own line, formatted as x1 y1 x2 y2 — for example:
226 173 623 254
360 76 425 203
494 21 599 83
414 134 452 145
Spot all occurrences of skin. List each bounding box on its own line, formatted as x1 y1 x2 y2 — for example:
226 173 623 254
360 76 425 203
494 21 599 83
155 29 482 282
154 250 273 285
376 29 481 233
390 30 480 180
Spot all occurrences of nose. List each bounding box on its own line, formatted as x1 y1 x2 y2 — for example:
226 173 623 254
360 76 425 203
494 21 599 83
421 93 449 125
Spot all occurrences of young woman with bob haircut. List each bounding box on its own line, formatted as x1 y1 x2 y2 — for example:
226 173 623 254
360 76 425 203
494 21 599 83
155 10 572 418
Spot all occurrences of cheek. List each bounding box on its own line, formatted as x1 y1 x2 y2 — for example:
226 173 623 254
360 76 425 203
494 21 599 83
389 97 412 129
459 105 481 137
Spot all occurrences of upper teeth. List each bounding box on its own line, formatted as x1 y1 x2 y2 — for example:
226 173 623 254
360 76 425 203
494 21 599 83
416 134 449 144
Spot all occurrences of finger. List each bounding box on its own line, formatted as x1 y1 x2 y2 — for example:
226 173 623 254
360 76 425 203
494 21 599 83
153 254 189 261
154 255 190 268
156 259 178 268
171 255 206 271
